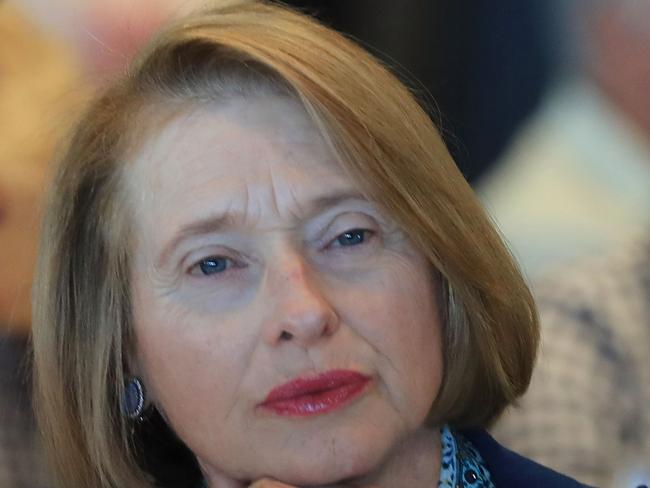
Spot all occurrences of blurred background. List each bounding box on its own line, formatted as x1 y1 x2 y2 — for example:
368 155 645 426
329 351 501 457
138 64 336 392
1 1 647 487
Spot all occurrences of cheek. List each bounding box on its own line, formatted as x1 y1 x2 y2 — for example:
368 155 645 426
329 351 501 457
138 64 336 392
132 285 253 436
343 259 443 420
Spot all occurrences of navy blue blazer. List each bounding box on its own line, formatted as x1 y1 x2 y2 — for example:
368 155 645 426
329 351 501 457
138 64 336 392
461 430 594 487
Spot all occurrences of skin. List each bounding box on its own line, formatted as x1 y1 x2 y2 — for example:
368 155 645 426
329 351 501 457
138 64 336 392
590 3 650 140
128 95 443 487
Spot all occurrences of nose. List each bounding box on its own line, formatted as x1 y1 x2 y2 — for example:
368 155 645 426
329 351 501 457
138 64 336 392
262 252 340 347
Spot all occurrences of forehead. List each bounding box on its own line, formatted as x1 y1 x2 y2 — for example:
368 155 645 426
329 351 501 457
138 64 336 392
131 95 332 176
126 95 356 229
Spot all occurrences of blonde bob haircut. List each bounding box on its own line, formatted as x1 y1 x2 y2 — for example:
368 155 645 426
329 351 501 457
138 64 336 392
32 1 539 487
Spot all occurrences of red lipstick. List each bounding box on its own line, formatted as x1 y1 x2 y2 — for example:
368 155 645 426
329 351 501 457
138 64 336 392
259 370 371 417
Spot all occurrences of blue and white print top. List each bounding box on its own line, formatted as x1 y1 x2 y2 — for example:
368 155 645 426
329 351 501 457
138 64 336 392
439 425 495 488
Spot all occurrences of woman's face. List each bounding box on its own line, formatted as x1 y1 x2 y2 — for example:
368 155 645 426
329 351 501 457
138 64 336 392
129 95 443 485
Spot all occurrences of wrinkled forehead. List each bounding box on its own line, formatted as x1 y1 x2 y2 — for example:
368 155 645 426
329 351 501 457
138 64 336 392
128 93 336 180
122 94 360 238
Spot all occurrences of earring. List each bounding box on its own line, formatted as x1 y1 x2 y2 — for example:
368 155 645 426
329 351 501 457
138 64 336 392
122 377 146 420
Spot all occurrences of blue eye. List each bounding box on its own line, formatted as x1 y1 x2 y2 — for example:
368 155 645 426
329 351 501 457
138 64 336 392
197 257 231 275
335 229 368 246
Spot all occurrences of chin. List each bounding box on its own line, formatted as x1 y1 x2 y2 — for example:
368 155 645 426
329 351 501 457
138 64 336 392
262 433 391 486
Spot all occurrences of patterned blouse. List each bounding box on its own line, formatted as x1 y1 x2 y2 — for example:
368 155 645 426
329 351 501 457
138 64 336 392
439 425 494 488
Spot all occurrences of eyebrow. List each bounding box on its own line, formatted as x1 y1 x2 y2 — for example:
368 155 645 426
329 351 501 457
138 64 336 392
156 189 367 266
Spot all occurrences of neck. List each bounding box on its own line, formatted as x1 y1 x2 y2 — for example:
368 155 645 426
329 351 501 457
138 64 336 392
345 426 441 488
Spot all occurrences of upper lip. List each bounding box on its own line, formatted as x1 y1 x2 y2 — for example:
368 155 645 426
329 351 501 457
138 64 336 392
260 369 371 404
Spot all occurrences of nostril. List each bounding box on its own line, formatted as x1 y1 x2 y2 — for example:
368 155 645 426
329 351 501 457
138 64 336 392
279 330 293 341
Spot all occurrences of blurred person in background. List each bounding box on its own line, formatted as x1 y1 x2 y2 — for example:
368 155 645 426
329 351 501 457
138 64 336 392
0 3 82 486
13 0 201 82
2 0 188 485
484 1 650 487
479 0 650 278
492 233 650 487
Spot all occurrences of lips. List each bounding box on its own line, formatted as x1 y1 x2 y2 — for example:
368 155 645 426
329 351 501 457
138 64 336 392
259 369 371 417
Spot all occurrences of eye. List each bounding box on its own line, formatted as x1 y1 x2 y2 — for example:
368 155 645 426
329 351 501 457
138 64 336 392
334 229 372 247
192 256 234 276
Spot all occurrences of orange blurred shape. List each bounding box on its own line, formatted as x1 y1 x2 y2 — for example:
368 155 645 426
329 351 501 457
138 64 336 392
0 4 84 333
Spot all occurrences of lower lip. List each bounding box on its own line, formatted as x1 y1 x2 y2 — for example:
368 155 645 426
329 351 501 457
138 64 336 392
260 375 370 417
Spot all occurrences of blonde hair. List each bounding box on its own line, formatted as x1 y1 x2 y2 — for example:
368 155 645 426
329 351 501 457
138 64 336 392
32 1 539 486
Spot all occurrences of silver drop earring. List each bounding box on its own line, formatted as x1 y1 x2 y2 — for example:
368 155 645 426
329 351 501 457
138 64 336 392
123 377 146 420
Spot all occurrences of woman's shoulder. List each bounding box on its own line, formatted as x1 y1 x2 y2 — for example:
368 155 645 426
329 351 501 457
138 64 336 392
459 429 594 488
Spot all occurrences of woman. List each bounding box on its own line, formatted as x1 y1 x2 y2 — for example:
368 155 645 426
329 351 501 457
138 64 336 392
31 1 590 487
